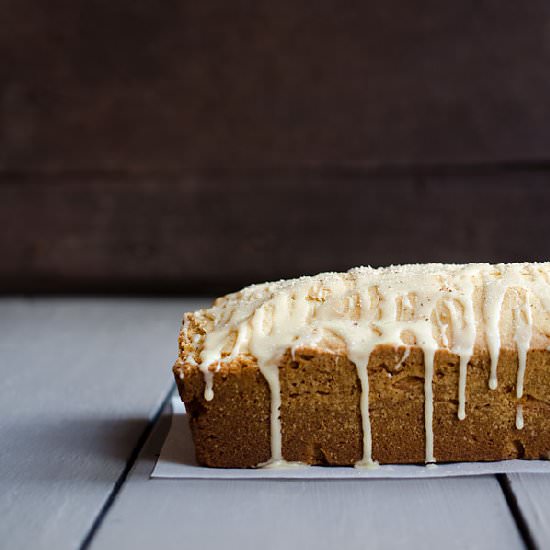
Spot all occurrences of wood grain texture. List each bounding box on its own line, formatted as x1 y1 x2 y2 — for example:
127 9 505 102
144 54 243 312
505 473 550 548
0 298 207 550
90 404 524 550
2 176 550 293
2 1 550 171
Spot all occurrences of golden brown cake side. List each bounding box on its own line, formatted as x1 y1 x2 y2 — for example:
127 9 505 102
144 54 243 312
174 344 550 467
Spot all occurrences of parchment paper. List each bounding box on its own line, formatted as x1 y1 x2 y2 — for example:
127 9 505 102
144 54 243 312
152 397 550 479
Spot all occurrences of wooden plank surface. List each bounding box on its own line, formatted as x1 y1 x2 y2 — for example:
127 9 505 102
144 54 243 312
505 474 550 549
3 2 550 171
90 406 524 550
0 298 207 550
3 175 550 294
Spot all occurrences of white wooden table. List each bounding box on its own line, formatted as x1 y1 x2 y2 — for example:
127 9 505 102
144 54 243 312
0 298 546 550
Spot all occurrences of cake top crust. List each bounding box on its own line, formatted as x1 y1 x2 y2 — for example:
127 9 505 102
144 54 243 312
181 263 550 368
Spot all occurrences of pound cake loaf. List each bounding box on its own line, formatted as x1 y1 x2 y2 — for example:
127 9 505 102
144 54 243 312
173 263 550 468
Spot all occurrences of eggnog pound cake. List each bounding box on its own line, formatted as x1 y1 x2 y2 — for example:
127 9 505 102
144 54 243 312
173 263 550 468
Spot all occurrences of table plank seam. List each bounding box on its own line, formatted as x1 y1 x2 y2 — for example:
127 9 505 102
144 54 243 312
498 475 537 550
79 383 176 550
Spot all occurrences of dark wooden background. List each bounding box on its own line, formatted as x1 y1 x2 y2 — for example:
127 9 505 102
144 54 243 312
2 1 550 294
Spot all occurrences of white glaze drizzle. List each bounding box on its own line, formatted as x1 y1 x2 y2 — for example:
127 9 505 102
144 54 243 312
513 289 532 430
248 286 313 468
482 264 542 392
190 263 550 466
345 283 378 468
516 404 524 430
198 329 229 401
394 347 410 370
483 264 508 390
443 268 476 420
